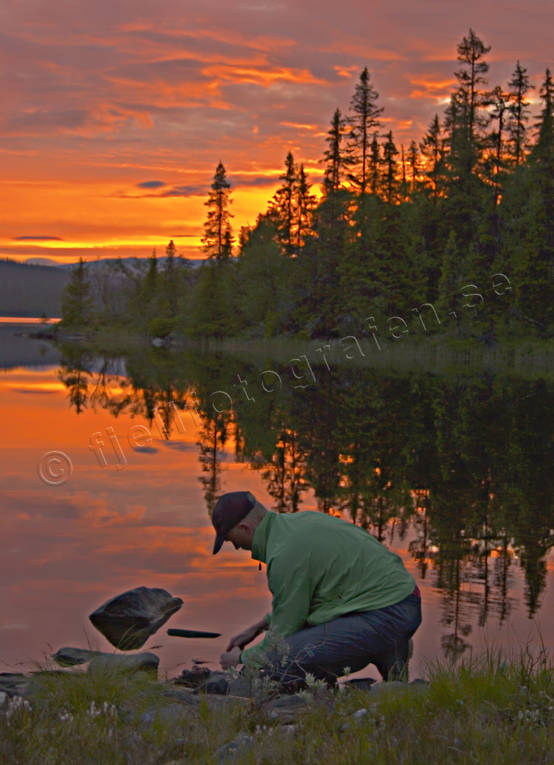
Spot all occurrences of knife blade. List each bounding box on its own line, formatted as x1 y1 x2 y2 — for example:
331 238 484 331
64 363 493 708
167 628 221 638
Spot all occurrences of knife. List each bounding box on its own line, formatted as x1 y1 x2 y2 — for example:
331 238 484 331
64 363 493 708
167 628 221 638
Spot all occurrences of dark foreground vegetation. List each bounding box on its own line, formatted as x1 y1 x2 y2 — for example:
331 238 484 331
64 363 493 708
56 29 552 346
1 653 552 764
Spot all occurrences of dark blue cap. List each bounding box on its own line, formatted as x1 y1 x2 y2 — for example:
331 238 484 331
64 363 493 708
211 491 255 554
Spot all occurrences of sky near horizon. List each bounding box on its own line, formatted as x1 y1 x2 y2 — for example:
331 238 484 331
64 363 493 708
0 0 552 265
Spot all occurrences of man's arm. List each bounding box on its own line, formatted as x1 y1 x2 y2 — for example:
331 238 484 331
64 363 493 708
240 551 313 665
220 615 270 669
225 615 269 651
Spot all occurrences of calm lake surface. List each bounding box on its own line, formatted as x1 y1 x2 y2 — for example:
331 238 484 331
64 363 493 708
0 322 552 680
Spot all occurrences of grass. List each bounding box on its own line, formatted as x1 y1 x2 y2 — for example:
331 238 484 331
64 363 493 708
200 333 554 379
50 318 554 381
1 651 553 764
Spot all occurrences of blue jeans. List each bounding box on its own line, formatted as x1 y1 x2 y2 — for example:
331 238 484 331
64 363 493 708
263 592 422 690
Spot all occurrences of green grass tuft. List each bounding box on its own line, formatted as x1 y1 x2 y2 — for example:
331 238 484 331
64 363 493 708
1 652 553 764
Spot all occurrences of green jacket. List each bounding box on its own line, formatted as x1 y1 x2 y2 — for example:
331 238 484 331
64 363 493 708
240 510 416 665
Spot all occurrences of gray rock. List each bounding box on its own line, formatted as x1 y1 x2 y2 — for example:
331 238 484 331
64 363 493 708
409 678 430 687
0 673 29 697
203 677 229 695
140 703 190 726
179 670 252 698
176 669 232 695
174 667 211 688
195 672 229 696
227 676 253 697
264 693 309 723
0 691 7 707
52 646 103 666
265 694 308 712
352 708 368 721
163 688 201 706
151 337 165 348
88 652 159 675
89 586 183 649
213 732 254 764
343 677 377 691
203 695 249 711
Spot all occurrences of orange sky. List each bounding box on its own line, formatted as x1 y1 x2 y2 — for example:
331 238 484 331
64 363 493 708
0 1 552 264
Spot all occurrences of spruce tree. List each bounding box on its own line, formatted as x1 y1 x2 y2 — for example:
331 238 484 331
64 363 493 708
337 193 383 321
438 230 463 326
322 108 347 194
236 217 287 336
164 240 179 315
346 68 384 195
202 161 233 260
486 85 510 202
507 61 533 167
144 249 158 296
442 82 495 260
531 68 554 237
407 140 420 194
190 260 232 336
500 68 554 333
444 90 472 180
221 225 234 259
132 248 159 331
268 152 297 255
382 130 399 204
400 145 408 199
454 29 491 151
370 132 381 195
61 257 94 327
295 164 317 249
420 115 444 196
533 68 554 166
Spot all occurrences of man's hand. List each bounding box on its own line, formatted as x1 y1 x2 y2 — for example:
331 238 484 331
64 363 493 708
220 646 241 670
226 616 268 651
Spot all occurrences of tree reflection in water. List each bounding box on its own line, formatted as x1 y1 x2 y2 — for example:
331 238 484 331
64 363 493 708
58 345 553 660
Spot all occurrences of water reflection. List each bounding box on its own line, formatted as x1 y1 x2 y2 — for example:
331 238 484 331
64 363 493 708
55 342 553 664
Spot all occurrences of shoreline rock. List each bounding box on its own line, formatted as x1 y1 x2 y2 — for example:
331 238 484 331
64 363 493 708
88 652 159 675
89 586 183 650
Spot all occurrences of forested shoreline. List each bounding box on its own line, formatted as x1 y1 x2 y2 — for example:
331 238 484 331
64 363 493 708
59 30 553 344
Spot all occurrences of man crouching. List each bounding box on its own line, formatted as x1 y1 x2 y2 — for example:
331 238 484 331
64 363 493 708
212 491 421 690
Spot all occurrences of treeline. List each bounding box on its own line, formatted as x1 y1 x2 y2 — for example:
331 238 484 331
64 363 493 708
61 29 553 341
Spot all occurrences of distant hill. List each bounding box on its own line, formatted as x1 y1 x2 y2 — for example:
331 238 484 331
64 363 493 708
0 260 70 317
55 256 204 271
25 257 60 267
0 256 204 317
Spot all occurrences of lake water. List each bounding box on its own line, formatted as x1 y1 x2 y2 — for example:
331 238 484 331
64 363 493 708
0 317 61 324
0 322 552 680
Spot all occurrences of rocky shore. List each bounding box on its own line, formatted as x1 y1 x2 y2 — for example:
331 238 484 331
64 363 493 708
0 649 430 764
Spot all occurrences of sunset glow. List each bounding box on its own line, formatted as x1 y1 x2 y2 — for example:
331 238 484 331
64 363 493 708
1 1 551 264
